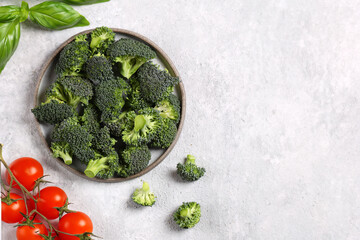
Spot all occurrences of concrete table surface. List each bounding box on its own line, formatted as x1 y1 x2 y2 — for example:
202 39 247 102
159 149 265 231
1 0 360 239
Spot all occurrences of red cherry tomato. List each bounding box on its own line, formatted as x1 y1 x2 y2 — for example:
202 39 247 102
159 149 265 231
58 212 93 240
35 186 67 220
1 193 26 224
5 157 44 191
16 219 48 240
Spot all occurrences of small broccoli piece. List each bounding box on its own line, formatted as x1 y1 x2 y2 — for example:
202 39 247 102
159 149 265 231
56 35 90 77
103 111 128 137
92 127 117 155
31 99 75 125
85 54 114 85
90 26 115 54
84 151 119 178
94 77 131 115
51 141 73 165
52 117 95 164
132 181 156 206
80 104 101 135
46 76 93 108
134 62 179 104
118 145 151 177
125 77 151 111
107 38 156 79
176 155 205 181
150 118 177 148
122 108 161 146
154 94 180 124
173 202 201 229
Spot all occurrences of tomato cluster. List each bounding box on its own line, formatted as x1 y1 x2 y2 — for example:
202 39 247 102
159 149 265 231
2 157 93 240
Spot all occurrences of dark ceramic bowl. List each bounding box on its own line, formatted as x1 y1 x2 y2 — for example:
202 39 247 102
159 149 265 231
34 28 186 182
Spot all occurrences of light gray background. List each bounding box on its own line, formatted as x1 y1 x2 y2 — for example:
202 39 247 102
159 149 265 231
1 0 360 239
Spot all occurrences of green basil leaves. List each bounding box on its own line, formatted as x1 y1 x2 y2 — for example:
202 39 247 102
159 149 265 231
62 0 110 5
0 20 21 73
29 1 89 30
0 0 107 74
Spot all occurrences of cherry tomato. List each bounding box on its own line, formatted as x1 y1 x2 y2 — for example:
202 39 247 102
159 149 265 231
16 219 48 240
5 157 44 191
58 212 93 240
1 193 26 224
35 186 67 220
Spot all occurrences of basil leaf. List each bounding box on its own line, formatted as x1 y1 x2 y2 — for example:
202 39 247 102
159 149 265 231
62 0 110 5
19 1 30 23
0 20 21 74
0 6 21 23
29 1 89 30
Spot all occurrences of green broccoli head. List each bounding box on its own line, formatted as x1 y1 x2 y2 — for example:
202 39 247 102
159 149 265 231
94 77 131 114
150 118 177 149
56 37 90 77
154 93 180 124
31 99 75 125
52 117 95 164
80 104 101 135
118 145 151 177
135 62 179 104
51 141 73 165
84 151 119 179
173 202 201 229
85 54 114 85
132 181 156 206
92 126 117 155
122 108 161 146
103 111 128 137
90 26 115 54
125 76 152 111
107 38 156 79
46 76 93 108
176 155 205 181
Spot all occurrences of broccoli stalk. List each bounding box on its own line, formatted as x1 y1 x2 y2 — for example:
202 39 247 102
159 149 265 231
107 38 156 79
51 142 73 165
132 181 156 206
173 202 201 229
122 108 161 146
84 151 119 178
176 155 206 181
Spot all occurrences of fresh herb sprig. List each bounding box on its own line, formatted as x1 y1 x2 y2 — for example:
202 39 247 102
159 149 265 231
0 0 109 74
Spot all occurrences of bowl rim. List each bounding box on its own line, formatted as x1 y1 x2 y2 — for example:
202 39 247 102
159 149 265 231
33 28 186 183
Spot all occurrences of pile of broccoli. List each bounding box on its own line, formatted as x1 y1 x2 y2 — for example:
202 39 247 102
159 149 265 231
32 26 181 179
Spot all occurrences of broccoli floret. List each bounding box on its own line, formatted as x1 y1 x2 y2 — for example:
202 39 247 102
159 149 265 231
46 76 93 108
85 54 114 85
154 94 180 124
84 151 119 178
94 77 131 115
134 62 179 104
132 181 156 206
125 77 151 111
31 99 75 125
176 155 205 181
80 104 101 135
173 202 201 229
52 117 95 164
122 108 161 146
90 26 115 54
51 141 73 165
118 145 151 177
103 111 128 137
92 127 117 155
107 38 156 79
150 118 177 148
56 35 90 77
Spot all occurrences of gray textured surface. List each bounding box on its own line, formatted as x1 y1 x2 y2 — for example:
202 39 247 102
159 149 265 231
2 0 360 239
